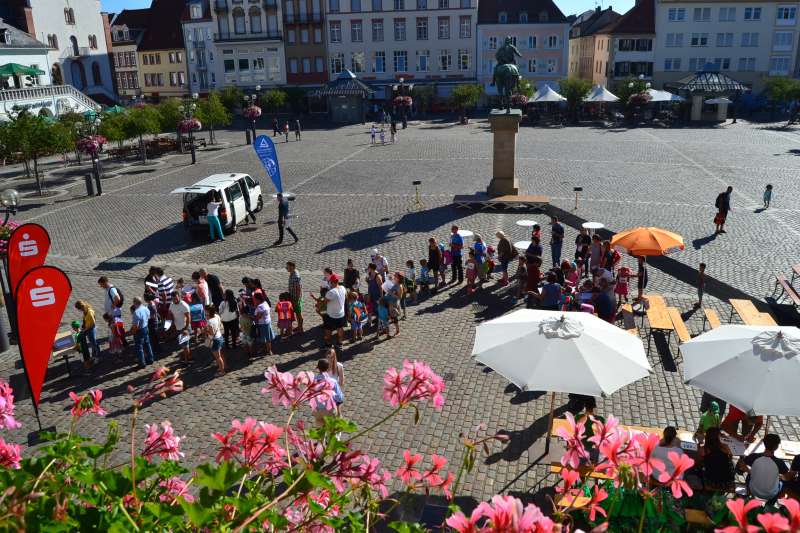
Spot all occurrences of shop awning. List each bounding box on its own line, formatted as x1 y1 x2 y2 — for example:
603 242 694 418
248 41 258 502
0 63 45 77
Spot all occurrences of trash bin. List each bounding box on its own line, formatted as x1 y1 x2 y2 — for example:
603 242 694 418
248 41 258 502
84 174 94 196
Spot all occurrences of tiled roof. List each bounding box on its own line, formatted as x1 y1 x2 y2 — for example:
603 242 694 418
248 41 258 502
138 0 185 51
571 7 620 37
597 0 654 35
0 19 47 49
675 71 750 92
112 8 150 29
478 0 567 25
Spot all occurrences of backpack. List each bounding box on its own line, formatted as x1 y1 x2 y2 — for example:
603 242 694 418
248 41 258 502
109 286 124 308
611 249 621 266
714 193 723 209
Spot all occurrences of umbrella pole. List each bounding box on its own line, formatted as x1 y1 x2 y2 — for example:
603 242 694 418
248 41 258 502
545 391 556 455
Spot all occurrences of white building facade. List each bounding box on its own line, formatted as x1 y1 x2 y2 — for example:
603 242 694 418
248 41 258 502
325 0 478 98
209 0 287 89
182 0 217 94
654 0 800 91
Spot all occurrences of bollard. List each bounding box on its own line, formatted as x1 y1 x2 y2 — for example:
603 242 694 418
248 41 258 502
84 173 94 196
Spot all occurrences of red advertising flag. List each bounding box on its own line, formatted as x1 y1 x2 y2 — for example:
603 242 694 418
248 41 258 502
8 224 51 296
15 266 72 406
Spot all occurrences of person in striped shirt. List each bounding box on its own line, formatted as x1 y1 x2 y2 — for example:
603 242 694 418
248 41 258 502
156 267 175 319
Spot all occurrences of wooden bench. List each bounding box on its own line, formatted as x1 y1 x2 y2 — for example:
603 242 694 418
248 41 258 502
550 463 613 480
791 264 800 285
773 274 800 309
667 307 691 344
702 308 721 331
685 509 713 526
556 495 589 510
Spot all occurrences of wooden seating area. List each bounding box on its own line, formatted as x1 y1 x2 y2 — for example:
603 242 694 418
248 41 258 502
550 463 613 481
729 299 777 326
702 308 721 331
772 273 800 309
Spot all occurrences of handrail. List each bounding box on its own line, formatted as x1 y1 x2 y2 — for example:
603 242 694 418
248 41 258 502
0 85 101 111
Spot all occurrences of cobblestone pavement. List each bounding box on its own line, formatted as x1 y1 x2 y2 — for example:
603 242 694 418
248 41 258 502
3 120 800 505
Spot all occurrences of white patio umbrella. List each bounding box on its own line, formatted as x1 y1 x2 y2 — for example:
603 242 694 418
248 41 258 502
646 88 685 103
473 309 651 451
584 85 619 103
705 97 733 105
531 85 566 103
682 325 800 417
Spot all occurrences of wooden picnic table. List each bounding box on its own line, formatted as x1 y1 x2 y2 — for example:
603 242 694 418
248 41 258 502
729 299 776 326
647 304 674 356
792 264 800 284
745 438 800 462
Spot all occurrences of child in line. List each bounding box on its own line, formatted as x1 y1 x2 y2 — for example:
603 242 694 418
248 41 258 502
275 292 296 339
763 184 773 209
405 260 417 304
379 128 385 145
514 256 527 302
485 246 496 281
189 292 206 340
695 262 706 308
108 307 126 356
348 291 366 342
376 296 390 339
417 259 431 293
615 264 631 306
71 319 91 369
466 249 478 294
370 125 377 145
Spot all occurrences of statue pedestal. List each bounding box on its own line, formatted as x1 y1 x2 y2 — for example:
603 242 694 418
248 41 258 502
487 109 521 196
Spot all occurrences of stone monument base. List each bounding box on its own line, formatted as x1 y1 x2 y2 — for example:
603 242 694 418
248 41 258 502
487 108 521 196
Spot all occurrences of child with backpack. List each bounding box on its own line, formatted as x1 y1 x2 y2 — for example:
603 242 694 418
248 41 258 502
376 296 390 339
275 292 295 339
348 291 366 341
417 259 431 294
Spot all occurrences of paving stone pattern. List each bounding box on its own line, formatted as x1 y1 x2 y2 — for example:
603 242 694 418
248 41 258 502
3 120 800 502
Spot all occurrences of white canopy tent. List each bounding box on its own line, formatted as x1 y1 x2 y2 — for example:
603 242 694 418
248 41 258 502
531 85 566 103
705 97 733 105
584 85 619 103
647 88 685 103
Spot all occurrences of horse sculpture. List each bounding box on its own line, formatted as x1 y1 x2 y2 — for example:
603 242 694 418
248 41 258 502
492 36 523 113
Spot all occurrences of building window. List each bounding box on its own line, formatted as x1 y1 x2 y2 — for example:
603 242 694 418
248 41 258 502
302 57 311 72
438 0 448 7
394 0 404 9
690 33 708 47
688 57 706 71
233 8 246 33
417 49 429 71
774 31 794 51
712 57 731 70
250 7 263 32
143 54 149 65
664 58 681 71
518 11 528 23
459 16 470 38
744 7 761 20
329 21 341 42
715 32 733 47
458 49 469 70
527 35 536 49
394 18 406 40
315 56 324 72
770 56 790 74
546 35 558 48
528 58 537 72
374 50 386 72
393 50 407 71
331 52 344 72
439 49 451 70
777 6 797 24
438 17 449 39
169 72 177 86
351 51 365 72
719 7 736 21
239 58 250 70
329 0 340 13
372 19 384 41
350 21 363 41
417 0 426 8
351 0 361 11
89 35 98 49
373 0 382 9
416 18 428 40
191 4 202 18
738 57 756 71
488 36 497 49
693 7 710 21
498 11 507 23
665 33 683 47
460 0 469 7
169 52 176 63
64 8 75 24
314 28 322 42
300 29 309 42
668 8 686 21
546 58 556 73
288 29 296 43
741 32 759 47
224 59 235 72
618 38 634 51
289 58 298 73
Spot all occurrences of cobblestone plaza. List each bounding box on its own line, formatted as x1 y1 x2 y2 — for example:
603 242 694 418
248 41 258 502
4 119 800 503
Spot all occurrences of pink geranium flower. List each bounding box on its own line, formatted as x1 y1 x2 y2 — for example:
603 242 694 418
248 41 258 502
382 359 445 410
0 437 22 469
141 421 184 462
396 449 423 485
588 486 608 522
757 513 790 533
715 498 761 533
130 368 184 405
657 451 694 498
474 495 554 532
261 366 336 411
780 498 800 532
445 506 484 533
212 418 286 474
68 389 106 418
0 380 21 429
158 476 195 504
556 467 580 494
556 413 588 469
633 432 665 478
587 415 619 449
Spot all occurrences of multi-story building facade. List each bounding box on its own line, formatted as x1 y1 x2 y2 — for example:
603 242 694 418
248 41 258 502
593 0 655 88
477 0 570 93
654 0 800 91
1 0 116 103
0 19 51 88
110 9 148 103
182 0 216 95
284 0 328 85
209 0 287 89
325 0 478 99
568 6 620 81
137 0 188 101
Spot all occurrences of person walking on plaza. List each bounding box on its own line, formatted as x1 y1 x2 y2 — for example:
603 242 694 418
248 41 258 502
272 117 279 137
694 262 707 308
714 186 733 234
763 184 773 209
370 125 377 145
274 192 298 245
283 122 290 142
550 216 564 267
98 276 127 348
286 261 304 333
131 297 155 368
450 225 464 284
206 190 225 243
294 119 302 141
427 238 443 292
75 300 101 363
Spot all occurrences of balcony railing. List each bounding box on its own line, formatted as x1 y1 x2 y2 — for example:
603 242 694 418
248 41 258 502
214 31 282 42
285 12 323 23
0 84 101 111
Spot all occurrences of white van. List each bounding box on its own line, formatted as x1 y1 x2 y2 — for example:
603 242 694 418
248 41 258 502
171 173 263 233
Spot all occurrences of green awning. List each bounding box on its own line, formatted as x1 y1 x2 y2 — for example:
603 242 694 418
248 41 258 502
0 63 45 77
104 105 125 114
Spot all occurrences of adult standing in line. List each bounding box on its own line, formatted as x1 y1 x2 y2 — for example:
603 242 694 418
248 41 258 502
156 267 174 319
74 300 101 364
495 231 514 287
144 292 162 357
98 276 127 347
343 258 360 291
575 228 591 278
372 249 390 278
272 117 280 137
366 263 384 324
322 274 347 346
449 225 464 284
714 186 733 234
206 190 225 243
252 292 275 357
427 238 443 292
205 305 226 376
201 268 224 309
286 261 304 334
168 291 192 365
192 271 210 306
219 289 240 349
588 234 603 272
294 119 302 141
131 297 155 368
473 234 487 283
550 216 564 268
274 192 298 245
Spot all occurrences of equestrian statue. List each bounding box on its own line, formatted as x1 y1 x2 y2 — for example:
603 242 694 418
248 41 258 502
492 36 523 113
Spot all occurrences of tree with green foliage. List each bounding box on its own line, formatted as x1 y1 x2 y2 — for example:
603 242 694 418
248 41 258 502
559 78 592 122
123 105 161 163
449 84 483 122
196 92 232 145
615 77 650 106
99 112 129 149
48 121 75 165
765 77 800 108
516 79 534 98
155 99 184 149
5 111 57 195
411 85 435 115
284 87 307 114
260 89 287 114
218 86 244 113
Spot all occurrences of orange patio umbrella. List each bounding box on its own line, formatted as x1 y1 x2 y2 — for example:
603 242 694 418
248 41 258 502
610 227 685 257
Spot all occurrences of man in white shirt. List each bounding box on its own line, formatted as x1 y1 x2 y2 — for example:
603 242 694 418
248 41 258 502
323 274 347 346
168 292 192 364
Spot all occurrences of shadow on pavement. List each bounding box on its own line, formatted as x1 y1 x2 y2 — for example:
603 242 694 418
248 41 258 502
96 224 205 271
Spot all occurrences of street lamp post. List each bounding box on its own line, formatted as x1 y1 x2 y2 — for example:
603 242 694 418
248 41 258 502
0 189 20 354
242 84 262 144
74 115 103 196
179 93 200 165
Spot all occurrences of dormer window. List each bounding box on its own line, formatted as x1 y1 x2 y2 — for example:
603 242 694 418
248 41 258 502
498 11 507 23
190 4 202 18
0 30 10 45
538 10 548 22
519 11 528 23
